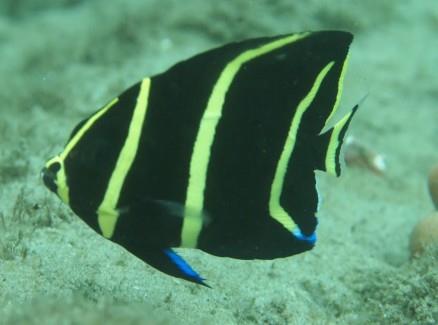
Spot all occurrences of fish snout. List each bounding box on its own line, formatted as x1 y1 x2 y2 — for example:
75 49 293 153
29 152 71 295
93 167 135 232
41 162 61 193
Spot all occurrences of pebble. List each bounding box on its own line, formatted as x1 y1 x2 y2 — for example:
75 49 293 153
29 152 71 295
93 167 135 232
409 212 438 257
427 164 438 209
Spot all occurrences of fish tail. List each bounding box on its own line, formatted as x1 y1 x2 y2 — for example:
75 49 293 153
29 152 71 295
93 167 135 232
314 104 359 176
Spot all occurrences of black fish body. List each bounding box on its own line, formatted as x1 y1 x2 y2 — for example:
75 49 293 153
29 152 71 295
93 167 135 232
42 31 358 286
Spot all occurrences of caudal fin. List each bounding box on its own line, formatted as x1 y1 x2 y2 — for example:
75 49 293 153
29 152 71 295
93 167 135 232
314 104 359 176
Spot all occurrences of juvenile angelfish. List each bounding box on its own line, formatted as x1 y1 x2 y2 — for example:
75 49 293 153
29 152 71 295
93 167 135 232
42 30 358 286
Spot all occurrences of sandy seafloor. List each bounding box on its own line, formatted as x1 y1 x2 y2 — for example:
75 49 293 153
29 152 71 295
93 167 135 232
0 0 437 324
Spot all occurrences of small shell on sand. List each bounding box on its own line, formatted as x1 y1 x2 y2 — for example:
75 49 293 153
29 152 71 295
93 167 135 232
427 164 438 209
343 136 386 175
409 212 438 257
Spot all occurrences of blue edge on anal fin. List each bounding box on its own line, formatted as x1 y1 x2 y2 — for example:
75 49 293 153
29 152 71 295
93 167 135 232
163 249 210 288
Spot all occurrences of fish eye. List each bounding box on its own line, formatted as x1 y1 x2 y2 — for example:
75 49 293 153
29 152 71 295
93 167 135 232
49 161 61 172
42 161 61 193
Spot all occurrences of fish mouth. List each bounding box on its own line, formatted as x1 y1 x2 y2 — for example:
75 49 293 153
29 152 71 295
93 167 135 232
41 162 61 193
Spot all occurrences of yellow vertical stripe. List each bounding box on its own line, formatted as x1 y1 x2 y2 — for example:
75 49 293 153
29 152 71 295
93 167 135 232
323 52 350 128
269 62 334 231
325 110 353 176
181 33 309 248
97 78 151 238
45 97 119 205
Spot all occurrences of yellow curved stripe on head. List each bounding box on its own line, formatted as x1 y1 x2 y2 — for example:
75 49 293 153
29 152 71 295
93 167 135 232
324 52 350 128
269 62 334 232
181 33 310 248
47 97 119 205
60 97 119 161
325 110 353 176
97 78 151 238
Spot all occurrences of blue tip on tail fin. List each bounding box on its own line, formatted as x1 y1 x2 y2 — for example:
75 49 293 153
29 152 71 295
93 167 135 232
292 228 317 245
